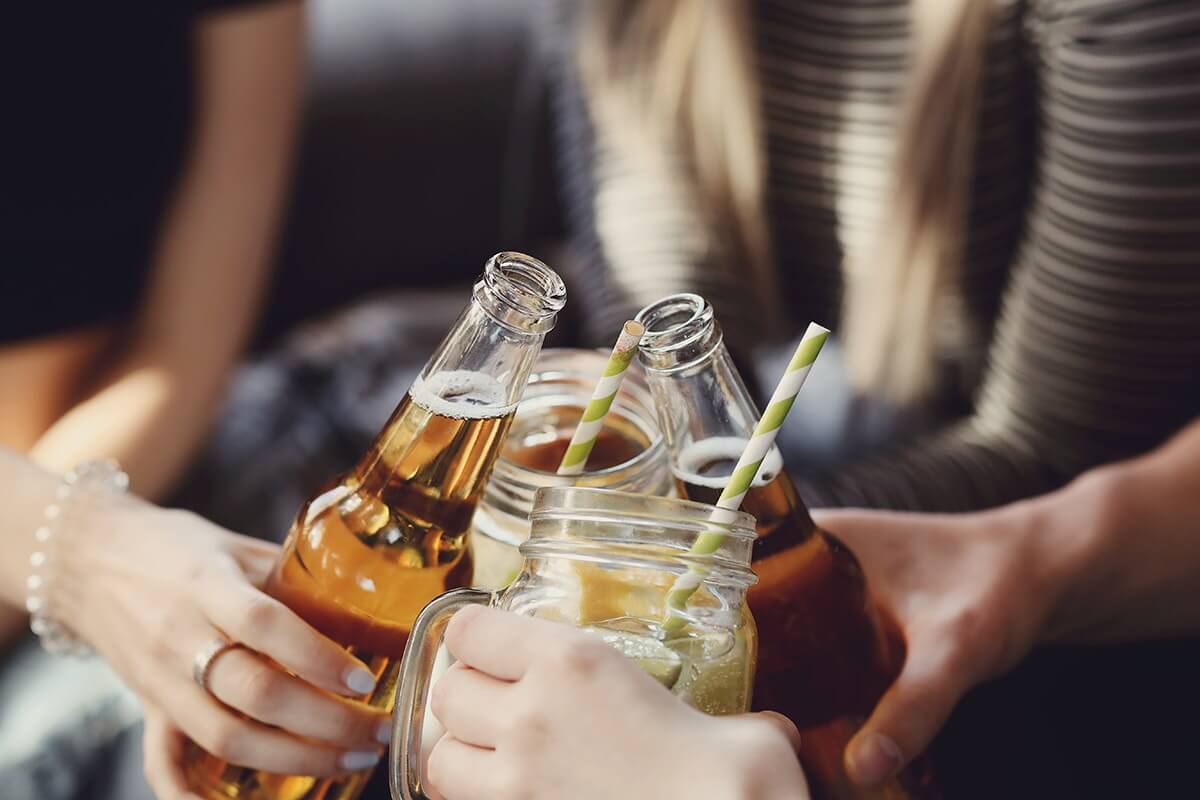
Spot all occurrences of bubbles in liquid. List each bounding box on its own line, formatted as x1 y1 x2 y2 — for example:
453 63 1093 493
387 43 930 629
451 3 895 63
673 436 784 489
411 370 518 419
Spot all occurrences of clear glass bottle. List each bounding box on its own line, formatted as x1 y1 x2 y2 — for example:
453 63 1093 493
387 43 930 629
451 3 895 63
470 348 674 589
392 486 760 800
184 253 566 800
635 293 939 800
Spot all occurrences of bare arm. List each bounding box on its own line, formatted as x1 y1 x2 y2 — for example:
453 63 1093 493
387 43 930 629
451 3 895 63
29 2 303 500
1046 417 1200 644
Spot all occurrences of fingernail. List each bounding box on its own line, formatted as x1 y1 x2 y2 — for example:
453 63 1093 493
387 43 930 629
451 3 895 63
848 732 903 788
340 750 381 772
376 720 393 744
344 667 377 695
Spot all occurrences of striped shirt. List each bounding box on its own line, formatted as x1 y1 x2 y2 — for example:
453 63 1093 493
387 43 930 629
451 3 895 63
550 0 1200 511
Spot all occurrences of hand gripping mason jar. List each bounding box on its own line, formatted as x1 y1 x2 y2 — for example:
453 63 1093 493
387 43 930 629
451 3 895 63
470 348 674 589
390 486 759 800
184 253 566 800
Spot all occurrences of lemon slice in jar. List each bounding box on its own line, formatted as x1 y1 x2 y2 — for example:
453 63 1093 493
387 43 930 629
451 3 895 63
583 626 683 689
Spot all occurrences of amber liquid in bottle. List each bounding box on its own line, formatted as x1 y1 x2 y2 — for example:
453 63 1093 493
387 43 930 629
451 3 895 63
676 440 936 800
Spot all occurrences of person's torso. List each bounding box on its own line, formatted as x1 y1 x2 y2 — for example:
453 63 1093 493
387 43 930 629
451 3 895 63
0 6 203 343
757 0 1037 396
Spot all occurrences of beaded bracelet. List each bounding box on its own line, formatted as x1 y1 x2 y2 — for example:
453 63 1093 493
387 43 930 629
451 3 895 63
27 459 129 657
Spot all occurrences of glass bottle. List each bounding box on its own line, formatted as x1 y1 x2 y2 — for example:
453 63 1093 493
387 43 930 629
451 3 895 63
635 293 938 800
184 253 566 800
470 348 673 589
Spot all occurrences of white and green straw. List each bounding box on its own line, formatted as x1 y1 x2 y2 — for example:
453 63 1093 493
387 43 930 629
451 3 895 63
663 321 830 631
556 320 646 476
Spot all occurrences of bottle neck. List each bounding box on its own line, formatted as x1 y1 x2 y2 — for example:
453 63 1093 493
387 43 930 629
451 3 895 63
635 294 816 547
355 254 566 506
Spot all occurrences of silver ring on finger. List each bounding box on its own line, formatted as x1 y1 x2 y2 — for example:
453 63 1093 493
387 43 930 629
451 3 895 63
193 636 240 696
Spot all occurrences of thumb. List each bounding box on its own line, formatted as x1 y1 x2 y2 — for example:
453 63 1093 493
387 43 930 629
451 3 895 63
844 642 971 789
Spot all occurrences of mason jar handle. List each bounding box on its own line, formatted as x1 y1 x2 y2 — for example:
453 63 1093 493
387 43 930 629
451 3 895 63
389 587 495 800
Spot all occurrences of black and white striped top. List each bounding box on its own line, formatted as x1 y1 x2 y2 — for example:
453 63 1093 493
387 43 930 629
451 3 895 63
550 0 1200 512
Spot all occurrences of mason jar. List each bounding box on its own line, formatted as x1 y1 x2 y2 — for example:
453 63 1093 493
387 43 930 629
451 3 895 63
392 486 760 800
470 348 674 589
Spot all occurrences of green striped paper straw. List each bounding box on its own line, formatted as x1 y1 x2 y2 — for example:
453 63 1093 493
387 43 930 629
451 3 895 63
556 321 646 476
663 321 830 631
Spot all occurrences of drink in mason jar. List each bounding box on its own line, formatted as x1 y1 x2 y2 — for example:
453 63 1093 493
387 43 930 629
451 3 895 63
565 563 757 717
391 486 759 800
507 425 644 473
469 348 673 590
184 253 566 800
636 294 938 800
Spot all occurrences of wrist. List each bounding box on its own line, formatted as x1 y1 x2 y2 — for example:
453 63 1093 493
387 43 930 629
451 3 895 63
1024 465 1130 645
45 467 138 654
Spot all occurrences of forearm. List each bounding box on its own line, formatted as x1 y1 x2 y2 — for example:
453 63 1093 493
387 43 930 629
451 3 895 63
1036 420 1200 645
30 3 300 500
796 418 1060 512
28 344 231 500
0 448 60 613
27 148 268 499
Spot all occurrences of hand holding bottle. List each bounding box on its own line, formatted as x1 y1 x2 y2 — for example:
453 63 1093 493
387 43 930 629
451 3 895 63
816 419 1200 788
814 502 1068 788
424 606 809 800
58 497 391 797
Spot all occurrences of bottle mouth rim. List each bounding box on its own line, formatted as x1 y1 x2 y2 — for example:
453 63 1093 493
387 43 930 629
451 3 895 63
635 293 712 353
481 252 567 332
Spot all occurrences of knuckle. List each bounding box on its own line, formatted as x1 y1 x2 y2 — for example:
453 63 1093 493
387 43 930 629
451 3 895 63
299 637 334 671
948 606 984 643
444 606 483 654
328 705 368 745
182 557 209 587
506 694 550 752
942 606 995 672
238 662 285 714
429 674 453 722
549 637 611 681
147 618 175 661
240 594 281 637
743 718 794 764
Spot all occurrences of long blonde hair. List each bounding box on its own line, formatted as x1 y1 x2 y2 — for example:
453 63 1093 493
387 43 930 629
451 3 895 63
580 0 994 403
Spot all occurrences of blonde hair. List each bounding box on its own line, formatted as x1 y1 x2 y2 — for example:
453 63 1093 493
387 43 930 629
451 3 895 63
580 0 994 403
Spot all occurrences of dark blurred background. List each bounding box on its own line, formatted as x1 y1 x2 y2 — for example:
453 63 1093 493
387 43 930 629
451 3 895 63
257 0 564 342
